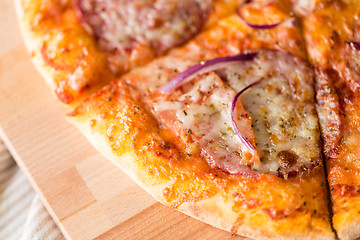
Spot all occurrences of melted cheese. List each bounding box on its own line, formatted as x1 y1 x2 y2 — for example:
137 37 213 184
175 76 243 166
225 51 321 176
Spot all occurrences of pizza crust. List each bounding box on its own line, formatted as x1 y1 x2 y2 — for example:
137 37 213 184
332 197 360 240
67 77 334 239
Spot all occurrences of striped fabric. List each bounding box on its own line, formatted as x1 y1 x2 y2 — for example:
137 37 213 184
0 139 64 240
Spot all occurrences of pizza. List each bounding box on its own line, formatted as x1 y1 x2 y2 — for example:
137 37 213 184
15 0 360 239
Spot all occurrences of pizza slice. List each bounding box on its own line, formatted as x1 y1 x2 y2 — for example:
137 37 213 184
302 1 360 239
68 1 334 238
15 0 245 104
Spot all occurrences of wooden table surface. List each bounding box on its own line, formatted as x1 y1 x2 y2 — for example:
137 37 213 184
0 0 246 239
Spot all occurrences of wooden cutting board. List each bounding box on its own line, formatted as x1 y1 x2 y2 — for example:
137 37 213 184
0 1 246 239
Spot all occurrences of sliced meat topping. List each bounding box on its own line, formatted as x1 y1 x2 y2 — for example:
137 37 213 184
223 50 321 177
150 73 259 175
150 50 321 178
76 0 212 54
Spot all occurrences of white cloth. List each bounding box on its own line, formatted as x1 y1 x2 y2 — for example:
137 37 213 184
0 139 64 240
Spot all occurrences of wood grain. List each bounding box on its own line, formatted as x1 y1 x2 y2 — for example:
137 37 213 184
0 1 247 239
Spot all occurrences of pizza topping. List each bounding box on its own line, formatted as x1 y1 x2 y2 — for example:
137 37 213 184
76 0 212 55
158 53 257 94
151 73 259 175
151 50 320 177
224 50 321 177
346 41 360 51
236 9 283 30
231 79 263 151
237 1 288 30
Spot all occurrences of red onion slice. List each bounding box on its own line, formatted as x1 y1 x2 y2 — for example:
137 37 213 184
236 8 283 30
158 53 257 93
231 79 263 151
346 41 360 51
